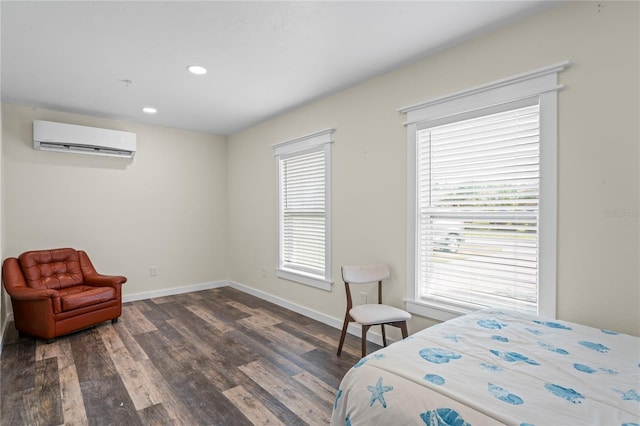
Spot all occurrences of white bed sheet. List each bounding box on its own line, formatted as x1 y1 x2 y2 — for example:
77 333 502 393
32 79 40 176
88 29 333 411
331 309 639 426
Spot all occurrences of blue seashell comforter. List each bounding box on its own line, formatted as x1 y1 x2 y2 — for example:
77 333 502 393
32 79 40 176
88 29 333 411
331 309 639 425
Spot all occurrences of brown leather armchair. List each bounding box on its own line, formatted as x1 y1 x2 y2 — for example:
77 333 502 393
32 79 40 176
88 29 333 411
2 248 126 341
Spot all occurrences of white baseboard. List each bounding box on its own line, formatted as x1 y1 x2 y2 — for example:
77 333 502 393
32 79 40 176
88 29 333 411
123 280 228 303
228 280 389 347
0 279 390 353
125 279 391 346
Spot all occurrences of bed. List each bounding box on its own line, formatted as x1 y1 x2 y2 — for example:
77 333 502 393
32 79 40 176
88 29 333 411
331 309 639 425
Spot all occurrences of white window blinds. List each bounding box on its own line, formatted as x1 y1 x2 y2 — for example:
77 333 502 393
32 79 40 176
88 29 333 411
280 148 326 276
416 101 540 314
273 128 333 290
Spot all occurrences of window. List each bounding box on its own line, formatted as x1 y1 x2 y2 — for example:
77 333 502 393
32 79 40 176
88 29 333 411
401 62 570 321
273 129 334 290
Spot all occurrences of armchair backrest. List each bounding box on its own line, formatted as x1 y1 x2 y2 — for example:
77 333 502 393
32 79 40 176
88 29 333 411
18 248 84 290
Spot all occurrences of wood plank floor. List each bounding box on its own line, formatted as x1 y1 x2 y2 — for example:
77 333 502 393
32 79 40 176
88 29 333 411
1 286 377 425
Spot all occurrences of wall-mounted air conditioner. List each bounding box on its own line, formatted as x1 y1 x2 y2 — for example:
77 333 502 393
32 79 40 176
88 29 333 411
33 120 137 159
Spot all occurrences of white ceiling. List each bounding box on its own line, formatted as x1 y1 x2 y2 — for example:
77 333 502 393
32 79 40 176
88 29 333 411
1 1 556 136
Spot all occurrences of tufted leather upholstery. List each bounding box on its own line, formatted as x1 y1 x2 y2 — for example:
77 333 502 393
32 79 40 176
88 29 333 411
2 248 126 341
19 248 84 290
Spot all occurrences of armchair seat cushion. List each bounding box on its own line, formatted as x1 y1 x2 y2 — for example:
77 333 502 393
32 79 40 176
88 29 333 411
58 285 116 312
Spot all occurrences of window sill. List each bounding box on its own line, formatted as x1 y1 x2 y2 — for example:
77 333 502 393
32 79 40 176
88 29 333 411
276 268 332 291
405 298 476 322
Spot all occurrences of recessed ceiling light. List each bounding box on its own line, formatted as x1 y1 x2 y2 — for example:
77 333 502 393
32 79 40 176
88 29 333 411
187 65 207 75
142 107 157 114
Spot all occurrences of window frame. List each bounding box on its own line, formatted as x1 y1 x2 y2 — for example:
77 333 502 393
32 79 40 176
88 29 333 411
400 62 570 321
273 129 334 291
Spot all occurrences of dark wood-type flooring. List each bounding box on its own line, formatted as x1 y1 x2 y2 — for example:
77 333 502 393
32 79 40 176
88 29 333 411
1 286 377 425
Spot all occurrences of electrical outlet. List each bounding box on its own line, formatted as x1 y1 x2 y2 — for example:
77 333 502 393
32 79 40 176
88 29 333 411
150 266 158 277
261 267 267 278
359 292 367 305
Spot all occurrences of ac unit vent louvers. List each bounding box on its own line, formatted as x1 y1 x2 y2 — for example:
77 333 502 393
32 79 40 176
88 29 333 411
33 120 136 159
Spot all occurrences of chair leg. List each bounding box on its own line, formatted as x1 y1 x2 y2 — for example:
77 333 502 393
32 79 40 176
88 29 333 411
381 324 387 347
112 318 119 324
337 314 350 356
399 321 409 339
361 324 371 358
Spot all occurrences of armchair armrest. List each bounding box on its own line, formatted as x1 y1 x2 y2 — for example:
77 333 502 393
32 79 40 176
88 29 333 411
5 286 58 301
78 250 127 288
83 274 127 287
3 257 59 300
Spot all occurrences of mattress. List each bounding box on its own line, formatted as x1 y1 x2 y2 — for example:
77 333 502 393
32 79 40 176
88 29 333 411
331 309 639 425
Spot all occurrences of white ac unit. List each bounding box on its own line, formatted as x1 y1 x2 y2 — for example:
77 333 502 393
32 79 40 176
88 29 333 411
33 120 136 159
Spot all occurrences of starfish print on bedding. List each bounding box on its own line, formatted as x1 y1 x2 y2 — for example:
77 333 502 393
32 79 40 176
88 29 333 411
367 377 394 408
613 388 640 402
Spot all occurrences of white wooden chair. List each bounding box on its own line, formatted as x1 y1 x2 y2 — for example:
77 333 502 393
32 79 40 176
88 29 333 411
337 264 411 358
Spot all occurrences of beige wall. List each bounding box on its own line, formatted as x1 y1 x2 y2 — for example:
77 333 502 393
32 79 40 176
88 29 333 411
227 1 640 336
1 2 637 341
1 104 229 319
